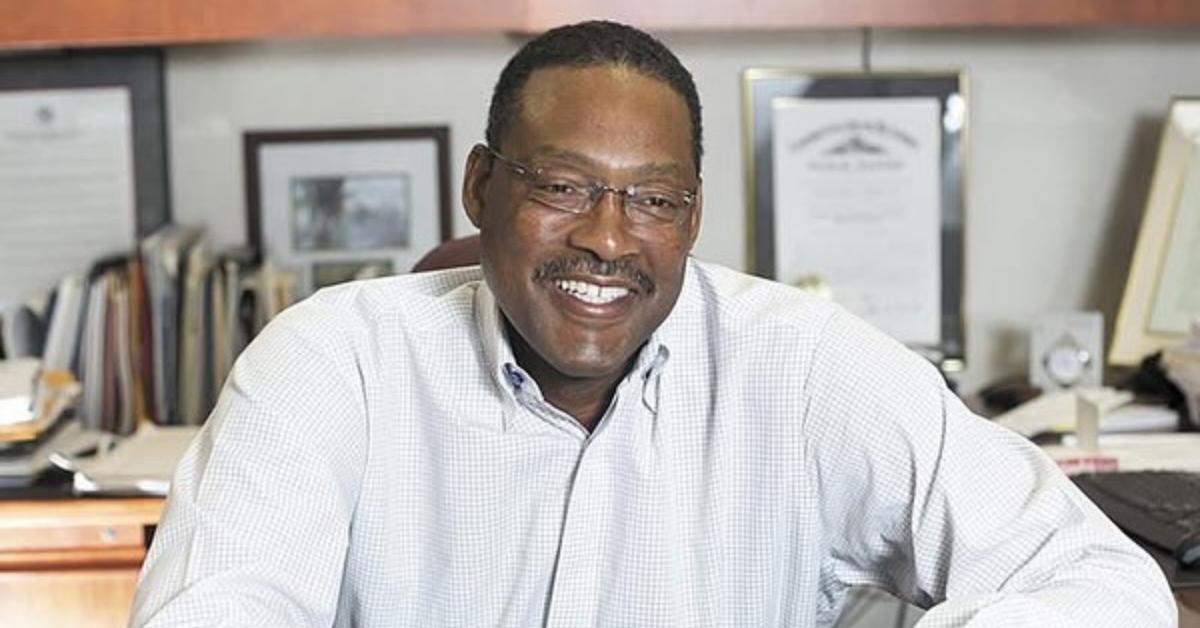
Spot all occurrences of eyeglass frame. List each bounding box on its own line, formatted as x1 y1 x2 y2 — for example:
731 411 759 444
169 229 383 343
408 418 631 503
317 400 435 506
477 144 699 227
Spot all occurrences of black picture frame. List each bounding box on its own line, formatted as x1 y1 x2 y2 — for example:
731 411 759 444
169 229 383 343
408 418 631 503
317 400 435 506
0 49 171 236
243 126 453 292
742 70 967 370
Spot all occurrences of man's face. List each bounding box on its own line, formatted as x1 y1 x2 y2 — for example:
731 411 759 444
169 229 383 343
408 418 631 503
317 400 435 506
464 65 702 384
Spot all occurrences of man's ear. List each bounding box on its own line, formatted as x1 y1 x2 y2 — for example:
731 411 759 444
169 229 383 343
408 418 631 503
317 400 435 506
462 144 493 229
685 185 703 250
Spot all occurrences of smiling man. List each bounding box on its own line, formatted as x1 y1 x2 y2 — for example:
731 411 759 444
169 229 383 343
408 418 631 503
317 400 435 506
467 61 700 429
132 21 1174 628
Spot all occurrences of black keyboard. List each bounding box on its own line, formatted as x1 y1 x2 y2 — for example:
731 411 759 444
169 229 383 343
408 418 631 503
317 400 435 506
1073 471 1200 566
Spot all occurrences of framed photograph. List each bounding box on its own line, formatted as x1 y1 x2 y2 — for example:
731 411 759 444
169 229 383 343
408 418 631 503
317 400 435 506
1111 98 1200 365
244 126 452 293
742 70 967 370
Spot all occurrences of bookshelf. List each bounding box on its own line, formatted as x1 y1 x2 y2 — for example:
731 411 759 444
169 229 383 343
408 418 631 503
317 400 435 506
4 0 1200 50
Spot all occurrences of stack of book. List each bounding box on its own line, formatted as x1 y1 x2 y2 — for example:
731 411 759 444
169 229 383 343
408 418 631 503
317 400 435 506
2 224 298 434
0 359 92 488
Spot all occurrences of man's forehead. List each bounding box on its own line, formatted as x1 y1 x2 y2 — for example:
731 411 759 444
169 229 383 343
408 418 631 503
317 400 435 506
505 64 694 173
515 65 684 127
522 64 655 103
526 145 689 178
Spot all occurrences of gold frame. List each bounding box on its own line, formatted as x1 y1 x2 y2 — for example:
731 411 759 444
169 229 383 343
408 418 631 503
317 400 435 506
1111 97 1200 366
741 69 970 370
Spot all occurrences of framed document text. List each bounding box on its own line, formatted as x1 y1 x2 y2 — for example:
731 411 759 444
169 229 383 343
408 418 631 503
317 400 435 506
742 70 967 369
0 50 168 307
244 127 452 294
1111 98 1200 365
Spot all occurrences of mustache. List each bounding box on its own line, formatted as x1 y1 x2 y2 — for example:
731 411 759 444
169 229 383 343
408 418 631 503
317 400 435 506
534 256 655 295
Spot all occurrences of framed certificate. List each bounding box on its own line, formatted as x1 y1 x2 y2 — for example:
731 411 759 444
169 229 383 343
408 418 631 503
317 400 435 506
0 50 168 307
742 70 967 370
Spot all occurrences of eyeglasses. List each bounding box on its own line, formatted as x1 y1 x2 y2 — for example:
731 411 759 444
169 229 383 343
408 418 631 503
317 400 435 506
480 145 697 226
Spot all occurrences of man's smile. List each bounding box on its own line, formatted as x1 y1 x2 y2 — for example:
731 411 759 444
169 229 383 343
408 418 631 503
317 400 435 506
554 279 632 305
544 275 640 320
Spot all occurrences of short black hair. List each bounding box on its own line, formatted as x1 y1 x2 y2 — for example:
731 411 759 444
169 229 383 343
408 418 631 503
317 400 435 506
486 20 703 176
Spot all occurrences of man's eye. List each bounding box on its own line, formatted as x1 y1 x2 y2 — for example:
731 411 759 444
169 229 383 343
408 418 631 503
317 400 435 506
539 182 579 195
640 194 677 209
632 191 680 212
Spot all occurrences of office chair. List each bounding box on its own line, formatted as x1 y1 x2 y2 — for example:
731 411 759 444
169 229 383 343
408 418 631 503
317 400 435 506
411 234 481 272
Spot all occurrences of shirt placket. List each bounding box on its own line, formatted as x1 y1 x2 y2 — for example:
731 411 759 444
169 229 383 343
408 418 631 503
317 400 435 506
503 354 667 627
542 429 611 627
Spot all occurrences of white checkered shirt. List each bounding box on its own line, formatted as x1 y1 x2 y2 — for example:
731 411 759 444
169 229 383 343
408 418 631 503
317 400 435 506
132 259 1175 627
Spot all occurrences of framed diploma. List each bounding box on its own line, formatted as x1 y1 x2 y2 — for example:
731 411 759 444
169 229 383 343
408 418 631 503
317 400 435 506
742 70 967 370
0 50 168 307
1111 98 1200 365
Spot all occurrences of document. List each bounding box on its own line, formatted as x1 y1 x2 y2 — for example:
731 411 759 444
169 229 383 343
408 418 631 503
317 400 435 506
1148 142 1200 335
0 87 138 307
772 96 942 346
61 422 199 496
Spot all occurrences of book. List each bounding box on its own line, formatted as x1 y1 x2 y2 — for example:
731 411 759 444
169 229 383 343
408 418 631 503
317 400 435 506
178 234 212 425
40 275 85 373
140 225 203 425
126 257 156 426
78 272 111 432
1 301 46 359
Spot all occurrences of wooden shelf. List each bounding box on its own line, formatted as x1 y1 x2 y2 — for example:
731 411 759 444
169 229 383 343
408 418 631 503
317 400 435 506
528 0 1200 31
0 0 523 50
4 0 1200 50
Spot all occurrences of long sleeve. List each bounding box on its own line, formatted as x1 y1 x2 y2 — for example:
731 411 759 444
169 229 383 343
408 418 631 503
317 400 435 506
805 309 1176 628
130 301 369 627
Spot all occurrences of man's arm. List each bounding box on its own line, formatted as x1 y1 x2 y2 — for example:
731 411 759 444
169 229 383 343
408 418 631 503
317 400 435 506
131 301 368 627
804 310 1176 627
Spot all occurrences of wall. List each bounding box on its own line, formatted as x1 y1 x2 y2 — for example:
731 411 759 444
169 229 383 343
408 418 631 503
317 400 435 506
166 27 1200 393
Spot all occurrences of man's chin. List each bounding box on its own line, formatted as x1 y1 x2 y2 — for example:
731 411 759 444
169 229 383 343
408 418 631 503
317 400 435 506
542 345 639 382
547 357 627 382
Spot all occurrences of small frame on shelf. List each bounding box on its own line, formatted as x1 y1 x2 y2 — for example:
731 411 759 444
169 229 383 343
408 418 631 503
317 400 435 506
1111 98 1200 365
742 69 968 370
244 126 452 293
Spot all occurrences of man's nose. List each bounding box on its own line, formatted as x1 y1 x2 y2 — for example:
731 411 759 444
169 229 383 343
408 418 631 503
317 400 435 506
566 189 639 261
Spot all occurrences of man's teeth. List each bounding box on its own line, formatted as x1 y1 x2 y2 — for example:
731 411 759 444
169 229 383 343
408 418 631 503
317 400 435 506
555 279 630 304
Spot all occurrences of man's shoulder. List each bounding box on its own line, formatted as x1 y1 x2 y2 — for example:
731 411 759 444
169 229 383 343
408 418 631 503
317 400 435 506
687 259 838 334
277 266 484 338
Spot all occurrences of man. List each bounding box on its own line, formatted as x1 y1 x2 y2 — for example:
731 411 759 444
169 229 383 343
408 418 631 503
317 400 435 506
133 20 1174 627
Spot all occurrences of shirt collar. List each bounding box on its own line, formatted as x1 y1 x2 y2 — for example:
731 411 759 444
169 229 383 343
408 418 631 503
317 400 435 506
472 258 703 402
474 280 522 398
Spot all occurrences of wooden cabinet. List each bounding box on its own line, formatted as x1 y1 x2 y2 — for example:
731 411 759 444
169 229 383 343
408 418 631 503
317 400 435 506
0 497 163 628
4 0 1200 50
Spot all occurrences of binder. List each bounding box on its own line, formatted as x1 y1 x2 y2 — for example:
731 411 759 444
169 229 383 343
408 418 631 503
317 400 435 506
140 225 202 425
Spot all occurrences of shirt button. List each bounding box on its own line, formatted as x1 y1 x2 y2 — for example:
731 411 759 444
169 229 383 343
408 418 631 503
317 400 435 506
504 364 525 388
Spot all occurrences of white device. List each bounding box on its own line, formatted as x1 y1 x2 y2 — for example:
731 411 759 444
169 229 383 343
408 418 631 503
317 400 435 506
1030 312 1104 391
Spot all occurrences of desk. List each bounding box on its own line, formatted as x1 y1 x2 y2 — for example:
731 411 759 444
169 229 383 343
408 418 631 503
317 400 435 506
0 497 163 628
1 493 1196 626
1040 433 1200 626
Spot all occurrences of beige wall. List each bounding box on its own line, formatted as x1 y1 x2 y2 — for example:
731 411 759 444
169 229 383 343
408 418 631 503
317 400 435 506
165 27 1200 393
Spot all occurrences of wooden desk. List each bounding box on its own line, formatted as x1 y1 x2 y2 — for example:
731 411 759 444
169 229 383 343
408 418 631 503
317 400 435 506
0 497 163 628
1 494 1194 626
